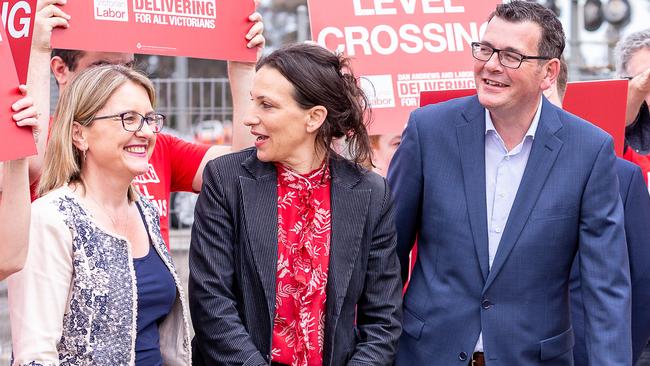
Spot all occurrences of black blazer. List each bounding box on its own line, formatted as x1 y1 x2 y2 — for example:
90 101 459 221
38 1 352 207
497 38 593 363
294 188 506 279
189 148 402 366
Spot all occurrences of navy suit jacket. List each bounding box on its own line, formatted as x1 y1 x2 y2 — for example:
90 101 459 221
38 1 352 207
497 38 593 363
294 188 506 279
388 96 631 365
189 149 402 366
571 158 650 365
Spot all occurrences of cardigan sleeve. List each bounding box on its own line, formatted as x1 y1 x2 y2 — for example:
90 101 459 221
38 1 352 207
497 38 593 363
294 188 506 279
8 197 73 366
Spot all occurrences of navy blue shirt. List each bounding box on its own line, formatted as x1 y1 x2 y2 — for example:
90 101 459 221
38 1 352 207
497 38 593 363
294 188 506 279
133 243 176 366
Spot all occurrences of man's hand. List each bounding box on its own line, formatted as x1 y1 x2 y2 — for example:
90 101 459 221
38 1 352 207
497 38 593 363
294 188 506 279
629 68 650 100
11 86 40 143
626 68 650 126
31 0 71 53
245 10 265 61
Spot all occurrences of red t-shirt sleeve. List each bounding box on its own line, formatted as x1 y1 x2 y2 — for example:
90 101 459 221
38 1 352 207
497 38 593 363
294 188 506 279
160 134 211 193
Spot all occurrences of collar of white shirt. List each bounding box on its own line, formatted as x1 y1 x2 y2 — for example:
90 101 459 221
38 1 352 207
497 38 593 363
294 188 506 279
484 95 543 142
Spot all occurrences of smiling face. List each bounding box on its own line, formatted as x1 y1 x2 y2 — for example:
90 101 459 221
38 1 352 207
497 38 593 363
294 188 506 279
78 81 156 181
474 17 551 118
244 66 325 172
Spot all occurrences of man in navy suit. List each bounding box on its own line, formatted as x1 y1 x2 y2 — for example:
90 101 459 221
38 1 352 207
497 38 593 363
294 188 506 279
545 58 650 365
388 1 631 365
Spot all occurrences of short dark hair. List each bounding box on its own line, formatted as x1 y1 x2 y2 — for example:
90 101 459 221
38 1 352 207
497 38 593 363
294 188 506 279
51 49 85 71
257 43 372 166
489 0 565 59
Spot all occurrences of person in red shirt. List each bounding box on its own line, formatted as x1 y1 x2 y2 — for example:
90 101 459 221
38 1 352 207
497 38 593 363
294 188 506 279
0 87 40 280
27 0 264 245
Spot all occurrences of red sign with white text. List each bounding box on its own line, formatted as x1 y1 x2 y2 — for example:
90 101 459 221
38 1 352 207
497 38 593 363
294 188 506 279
420 79 626 156
308 0 501 134
0 23 36 161
1 0 37 84
51 0 256 62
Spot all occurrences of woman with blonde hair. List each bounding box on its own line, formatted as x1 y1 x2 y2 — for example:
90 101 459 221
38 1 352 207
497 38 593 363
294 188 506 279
8 65 191 366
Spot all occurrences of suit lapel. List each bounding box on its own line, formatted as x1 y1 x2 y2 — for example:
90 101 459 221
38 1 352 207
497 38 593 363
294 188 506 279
324 158 370 366
457 97 490 281
326 158 370 318
240 155 279 319
483 99 564 293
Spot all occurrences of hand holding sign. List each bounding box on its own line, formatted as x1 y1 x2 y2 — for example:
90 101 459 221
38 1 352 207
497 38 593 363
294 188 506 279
245 9 264 59
31 0 70 53
12 85 40 143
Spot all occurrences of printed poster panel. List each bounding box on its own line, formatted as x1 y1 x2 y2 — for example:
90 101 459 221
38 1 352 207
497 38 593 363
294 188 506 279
0 23 36 161
563 79 626 156
1 0 37 84
308 0 501 134
420 79 627 156
51 0 256 62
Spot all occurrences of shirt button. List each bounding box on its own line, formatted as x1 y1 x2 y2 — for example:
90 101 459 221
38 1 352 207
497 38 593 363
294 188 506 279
494 227 502 233
505 156 511 161
458 352 468 361
498 192 505 198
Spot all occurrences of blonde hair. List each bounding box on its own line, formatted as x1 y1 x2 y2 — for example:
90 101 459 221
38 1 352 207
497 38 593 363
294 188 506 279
38 65 156 202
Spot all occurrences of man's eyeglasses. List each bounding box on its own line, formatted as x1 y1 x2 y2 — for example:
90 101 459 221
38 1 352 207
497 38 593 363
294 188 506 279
471 42 553 69
92 111 165 133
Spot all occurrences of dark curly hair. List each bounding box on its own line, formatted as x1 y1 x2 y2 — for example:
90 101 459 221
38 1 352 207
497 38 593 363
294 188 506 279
256 43 373 167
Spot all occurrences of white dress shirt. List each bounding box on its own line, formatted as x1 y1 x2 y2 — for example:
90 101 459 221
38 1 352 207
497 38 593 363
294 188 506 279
474 97 542 353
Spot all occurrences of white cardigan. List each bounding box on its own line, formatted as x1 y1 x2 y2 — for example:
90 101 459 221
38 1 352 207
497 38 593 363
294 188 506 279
7 186 191 366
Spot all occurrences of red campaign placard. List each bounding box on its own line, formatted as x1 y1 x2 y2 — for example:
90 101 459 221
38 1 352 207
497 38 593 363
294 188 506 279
420 79 627 156
308 0 501 134
563 79 626 156
51 0 256 62
0 23 36 161
1 0 37 84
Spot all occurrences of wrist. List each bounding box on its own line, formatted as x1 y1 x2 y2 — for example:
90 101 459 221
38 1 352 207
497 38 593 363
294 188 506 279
30 45 52 56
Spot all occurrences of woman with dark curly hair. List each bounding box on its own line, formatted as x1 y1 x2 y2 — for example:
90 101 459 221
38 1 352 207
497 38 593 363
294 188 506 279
189 43 402 366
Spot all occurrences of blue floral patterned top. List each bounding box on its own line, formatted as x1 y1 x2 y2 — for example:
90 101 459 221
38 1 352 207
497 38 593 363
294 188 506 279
7 186 191 366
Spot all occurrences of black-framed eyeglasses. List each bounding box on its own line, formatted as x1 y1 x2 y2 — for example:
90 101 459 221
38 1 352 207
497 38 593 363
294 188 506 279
471 42 553 69
92 111 165 133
